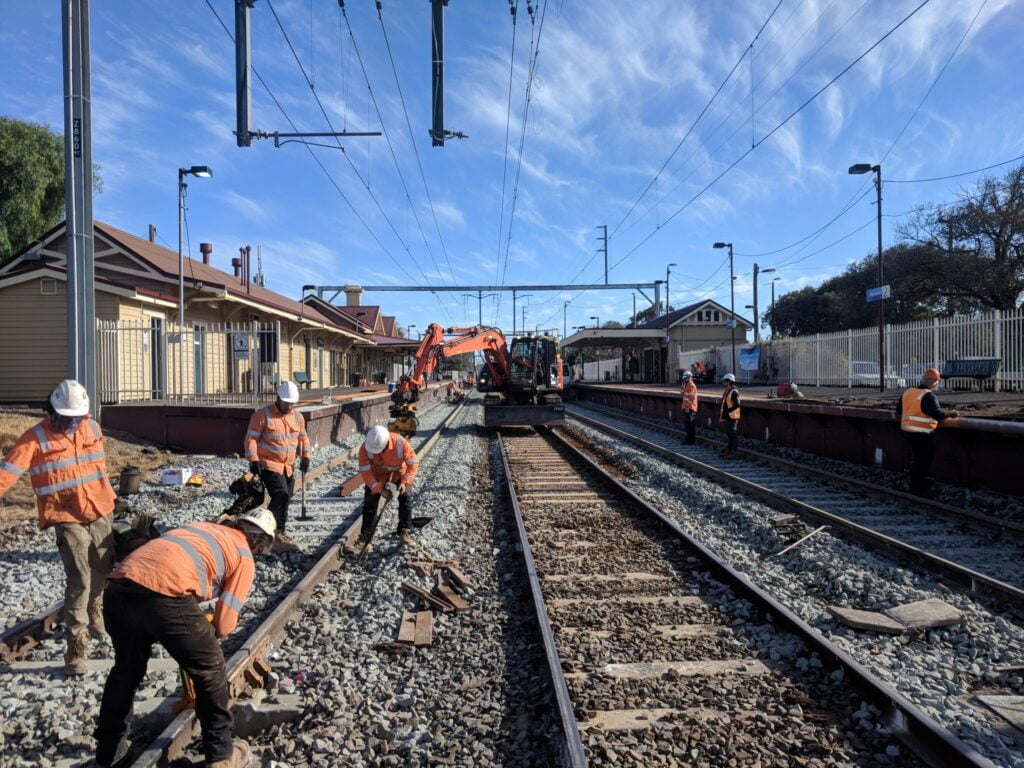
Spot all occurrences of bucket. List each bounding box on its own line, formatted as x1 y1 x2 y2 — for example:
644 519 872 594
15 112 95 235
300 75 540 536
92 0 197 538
387 382 396 393
119 466 142 496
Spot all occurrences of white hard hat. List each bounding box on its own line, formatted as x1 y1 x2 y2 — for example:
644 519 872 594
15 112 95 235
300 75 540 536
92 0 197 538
723 373 737 383
239 507 277 538
681 371 692 378
277 380 300 403
50 379 89 416
364 425 390 456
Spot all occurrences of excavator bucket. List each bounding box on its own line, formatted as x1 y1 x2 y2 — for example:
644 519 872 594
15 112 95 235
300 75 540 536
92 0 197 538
483 403 565 428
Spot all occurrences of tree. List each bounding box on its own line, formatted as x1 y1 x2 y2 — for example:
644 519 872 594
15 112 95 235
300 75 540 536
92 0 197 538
630 304 674 326
897 163 1024 311
0 116 102 262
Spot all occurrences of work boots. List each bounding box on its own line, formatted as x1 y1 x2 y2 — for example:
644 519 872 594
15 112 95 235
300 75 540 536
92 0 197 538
271 532 299 553
88 600 106 641
64 633 89 676
399 529 416 548
206 739 253 768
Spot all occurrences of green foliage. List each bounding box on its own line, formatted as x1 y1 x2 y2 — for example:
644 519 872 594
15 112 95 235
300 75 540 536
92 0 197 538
0 116 102 262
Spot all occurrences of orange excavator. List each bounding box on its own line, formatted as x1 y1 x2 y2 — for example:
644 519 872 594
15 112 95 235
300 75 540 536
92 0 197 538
389 323 564 433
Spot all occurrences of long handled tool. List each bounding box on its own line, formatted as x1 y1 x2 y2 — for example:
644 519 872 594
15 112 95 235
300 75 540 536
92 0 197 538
296 470 310 521
356 481 398 563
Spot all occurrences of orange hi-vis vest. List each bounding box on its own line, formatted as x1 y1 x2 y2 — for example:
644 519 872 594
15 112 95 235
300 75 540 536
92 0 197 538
112 522 255 637
681 379 698 413
720 387 741 421
358 432 419 494
244 404 312 476
0 416 116 530
900 388 938 433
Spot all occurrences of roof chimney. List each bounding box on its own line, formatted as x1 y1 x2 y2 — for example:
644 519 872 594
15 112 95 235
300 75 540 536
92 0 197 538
200 242 213 265
343 284 363 306
231 257 242 279
148 224 156 243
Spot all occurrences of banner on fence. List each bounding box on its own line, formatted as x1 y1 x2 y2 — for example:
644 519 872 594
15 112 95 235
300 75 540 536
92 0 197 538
739 346 761 371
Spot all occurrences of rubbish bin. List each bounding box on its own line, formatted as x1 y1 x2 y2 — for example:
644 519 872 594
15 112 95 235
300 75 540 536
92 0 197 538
387 382 396 393
350 373 361 388
118 466 142 497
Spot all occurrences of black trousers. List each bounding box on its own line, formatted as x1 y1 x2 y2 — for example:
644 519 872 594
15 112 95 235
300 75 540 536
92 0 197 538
362 486 412 541
683 410 697 444
904 432 935 495
721 419 738 451
261 469 295 532
95 579 232 764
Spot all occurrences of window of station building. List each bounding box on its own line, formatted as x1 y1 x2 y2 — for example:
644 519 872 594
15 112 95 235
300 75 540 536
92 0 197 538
39 278 57 295
713 311 720 322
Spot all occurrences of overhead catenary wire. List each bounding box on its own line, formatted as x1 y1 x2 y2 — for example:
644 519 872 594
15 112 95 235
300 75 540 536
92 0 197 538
494 1 520 311
202 0 422 288
885 153 1024 183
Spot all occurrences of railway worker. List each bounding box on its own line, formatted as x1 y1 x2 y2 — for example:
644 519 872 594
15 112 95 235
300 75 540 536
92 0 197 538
356 424 419 549
896 368 959 497
94 508 277 768
0 379 116 676
680 370 698 444
244 380 311 552
719 373 741 458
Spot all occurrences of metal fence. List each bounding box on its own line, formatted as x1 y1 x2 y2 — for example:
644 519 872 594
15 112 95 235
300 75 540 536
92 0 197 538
677 308 1024 391
97 320 282 404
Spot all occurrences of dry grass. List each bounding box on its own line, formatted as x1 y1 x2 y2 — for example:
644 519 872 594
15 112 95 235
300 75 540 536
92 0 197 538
0 408 169 528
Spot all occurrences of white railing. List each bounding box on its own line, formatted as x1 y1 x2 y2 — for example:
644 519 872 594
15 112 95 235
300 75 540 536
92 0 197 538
675 308 1024 391
96 320 282 405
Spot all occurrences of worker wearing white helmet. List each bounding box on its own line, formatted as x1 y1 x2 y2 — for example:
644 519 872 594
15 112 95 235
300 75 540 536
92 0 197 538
95 507 276 768
243 380 311 551
719 373 741 458
356 424 419 550
680 370 699 445
0 379 116 675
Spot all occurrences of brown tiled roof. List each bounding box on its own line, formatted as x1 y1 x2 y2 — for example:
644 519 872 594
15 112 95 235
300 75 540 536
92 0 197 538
95 223 364 340
381 316 397 337
370 334 419 348
337 305 381 332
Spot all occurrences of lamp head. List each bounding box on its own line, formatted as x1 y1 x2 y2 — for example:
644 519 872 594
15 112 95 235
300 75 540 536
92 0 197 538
761 267 776 275
181 165 213 178
713 242 730 249
668 262 677 267
848 163 873 175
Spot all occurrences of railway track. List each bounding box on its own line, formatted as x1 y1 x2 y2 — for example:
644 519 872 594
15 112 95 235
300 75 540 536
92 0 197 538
0 396 467 767
566 402 1024 612
498 426 992 767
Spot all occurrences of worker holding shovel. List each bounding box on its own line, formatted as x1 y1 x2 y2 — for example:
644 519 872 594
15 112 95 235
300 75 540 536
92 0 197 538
354 425 418 552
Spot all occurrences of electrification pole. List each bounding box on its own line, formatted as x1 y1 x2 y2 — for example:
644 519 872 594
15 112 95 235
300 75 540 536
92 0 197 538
596 225 608 284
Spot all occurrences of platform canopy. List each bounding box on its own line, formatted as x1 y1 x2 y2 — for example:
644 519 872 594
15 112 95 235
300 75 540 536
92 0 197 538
562 328 666 348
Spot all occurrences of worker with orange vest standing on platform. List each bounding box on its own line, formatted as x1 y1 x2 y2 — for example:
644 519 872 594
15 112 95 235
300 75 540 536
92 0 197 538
719 373 741 458
680 370 699 444
356 425 419 549
895 367 959 497
0 379 116 676
244 380 311 551
94 508 276 768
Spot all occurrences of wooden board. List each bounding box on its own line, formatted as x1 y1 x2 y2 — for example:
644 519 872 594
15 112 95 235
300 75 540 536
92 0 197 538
413 611 432 647
547 595 704 609
339 473 365 497
568 659 769 681
540 572 673 584
402 582 453 613
442 564 475 591
434 573 470 611
396 611 417 644
580 707 756 732
558 624 709 639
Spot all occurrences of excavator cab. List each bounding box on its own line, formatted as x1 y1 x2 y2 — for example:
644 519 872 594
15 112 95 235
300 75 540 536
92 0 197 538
484 334 565 427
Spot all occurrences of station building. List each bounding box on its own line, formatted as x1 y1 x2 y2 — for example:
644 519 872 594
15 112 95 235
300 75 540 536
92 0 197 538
0 221 418 404
562 300 754 384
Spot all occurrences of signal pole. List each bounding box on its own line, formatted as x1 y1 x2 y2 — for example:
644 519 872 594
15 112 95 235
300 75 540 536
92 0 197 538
596 225 608 284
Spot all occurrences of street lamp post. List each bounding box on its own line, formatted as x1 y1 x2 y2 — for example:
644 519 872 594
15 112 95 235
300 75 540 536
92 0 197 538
590 315 600 329
177 165 212 400
665 262 677 315
563 301 569 338
752 264 775 343
770 277 781 337
713 242 735 374
849 162 884 392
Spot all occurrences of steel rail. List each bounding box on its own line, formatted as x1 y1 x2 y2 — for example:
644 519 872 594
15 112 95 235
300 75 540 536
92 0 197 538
497 434 588 768
573 401 1024 539
567 408 1024 613
529 426 995 768
130 396 471 767
0 394 455 665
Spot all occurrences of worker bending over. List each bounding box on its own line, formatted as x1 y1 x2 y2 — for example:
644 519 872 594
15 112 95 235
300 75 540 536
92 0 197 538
719 373 741 458
680 370 698 444
94 508 276 768
244 380 310 551
357 425 419 549
0 380 116 676
896 368 958 497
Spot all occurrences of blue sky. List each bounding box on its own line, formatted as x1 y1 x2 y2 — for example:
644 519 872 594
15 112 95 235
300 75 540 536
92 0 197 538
3 0 1022 338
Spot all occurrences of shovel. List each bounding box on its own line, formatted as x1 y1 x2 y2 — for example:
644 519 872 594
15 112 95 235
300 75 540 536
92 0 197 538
296 470 310 521
357 482 398 563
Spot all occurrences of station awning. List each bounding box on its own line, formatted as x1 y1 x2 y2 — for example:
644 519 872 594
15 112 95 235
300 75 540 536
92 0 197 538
561 328 665 347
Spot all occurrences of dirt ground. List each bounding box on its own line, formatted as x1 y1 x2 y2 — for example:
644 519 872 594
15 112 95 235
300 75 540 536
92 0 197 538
0 409 169 527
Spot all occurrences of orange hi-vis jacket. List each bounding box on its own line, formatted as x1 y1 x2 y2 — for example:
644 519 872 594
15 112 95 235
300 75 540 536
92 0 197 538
900 388 938 433
0 416 116 530
112 522 254 637
720 387 741 421
681 379 699 413
358 432 418 494
244 404 312 476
